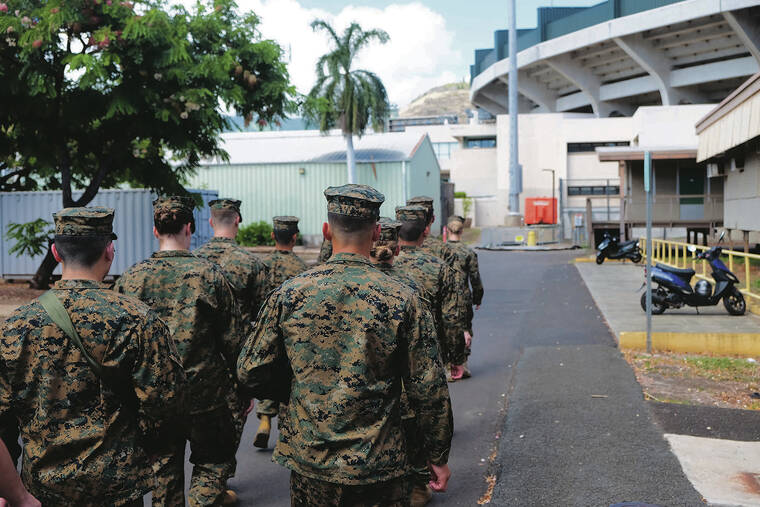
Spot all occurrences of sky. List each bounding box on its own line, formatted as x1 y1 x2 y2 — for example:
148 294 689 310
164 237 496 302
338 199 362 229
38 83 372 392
220 0 602 108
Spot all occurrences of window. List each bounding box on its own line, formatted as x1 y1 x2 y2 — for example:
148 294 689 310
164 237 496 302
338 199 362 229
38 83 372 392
432 142 458 160
464 137 497 149
567 185 620 196
567 141 629 153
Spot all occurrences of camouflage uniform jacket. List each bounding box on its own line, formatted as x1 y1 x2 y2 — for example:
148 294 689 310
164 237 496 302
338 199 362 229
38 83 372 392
265 249 308 293
194 237 268 325
0 280 185 505
422 235 457 267
237 253 453 485
317 239 332 263
375 262 439 421
448 240 484 306
114 250 240 415
395 246 466 365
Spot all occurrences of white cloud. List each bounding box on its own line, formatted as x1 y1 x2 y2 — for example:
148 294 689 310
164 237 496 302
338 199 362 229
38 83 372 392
232 0 464 108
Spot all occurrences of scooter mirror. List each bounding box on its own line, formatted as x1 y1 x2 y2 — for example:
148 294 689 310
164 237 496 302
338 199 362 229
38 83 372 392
688 245 697 253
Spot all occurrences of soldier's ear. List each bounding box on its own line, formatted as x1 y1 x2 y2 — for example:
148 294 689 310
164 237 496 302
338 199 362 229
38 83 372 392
372 224 381 242
104 242 115 263
51 243 63 263
270 231 275 240
323 222 332 241
208 217 214 228
153 227 160 239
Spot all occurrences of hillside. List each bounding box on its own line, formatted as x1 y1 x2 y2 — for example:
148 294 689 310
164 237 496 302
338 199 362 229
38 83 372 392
399 82 473 121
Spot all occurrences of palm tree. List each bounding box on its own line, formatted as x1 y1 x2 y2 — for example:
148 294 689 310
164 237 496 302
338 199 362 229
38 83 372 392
305 20 390 184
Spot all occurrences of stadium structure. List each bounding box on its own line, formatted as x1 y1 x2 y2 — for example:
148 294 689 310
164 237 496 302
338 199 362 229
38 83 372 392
470 0 760 117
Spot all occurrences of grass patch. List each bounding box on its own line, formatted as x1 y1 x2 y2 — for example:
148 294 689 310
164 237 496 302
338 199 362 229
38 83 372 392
684 356 758 381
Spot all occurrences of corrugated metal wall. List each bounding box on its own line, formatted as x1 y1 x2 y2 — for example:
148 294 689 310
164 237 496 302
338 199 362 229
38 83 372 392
0 189 217 278
187 161 421 241
407 137 443 233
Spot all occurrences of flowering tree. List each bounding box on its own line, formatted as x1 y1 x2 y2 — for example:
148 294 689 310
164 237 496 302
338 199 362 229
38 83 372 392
0 0 295 287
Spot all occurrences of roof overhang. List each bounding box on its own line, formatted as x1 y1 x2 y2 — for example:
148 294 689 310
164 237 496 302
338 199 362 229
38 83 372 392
695 72 760 162
596 146 697 161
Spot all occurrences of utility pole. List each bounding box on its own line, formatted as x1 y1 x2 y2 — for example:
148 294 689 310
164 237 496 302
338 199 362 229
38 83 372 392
507 0 522 224
645 151 653 354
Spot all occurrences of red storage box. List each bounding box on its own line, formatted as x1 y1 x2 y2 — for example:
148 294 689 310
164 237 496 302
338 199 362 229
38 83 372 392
525 197 557 225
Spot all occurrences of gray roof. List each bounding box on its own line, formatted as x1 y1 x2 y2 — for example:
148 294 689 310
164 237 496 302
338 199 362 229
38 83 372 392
213 130 427 165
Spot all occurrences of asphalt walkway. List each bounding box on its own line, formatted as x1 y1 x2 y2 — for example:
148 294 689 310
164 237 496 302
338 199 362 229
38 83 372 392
490 251 703 506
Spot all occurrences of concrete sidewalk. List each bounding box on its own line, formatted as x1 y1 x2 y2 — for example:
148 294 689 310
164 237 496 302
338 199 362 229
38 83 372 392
575 262 760 340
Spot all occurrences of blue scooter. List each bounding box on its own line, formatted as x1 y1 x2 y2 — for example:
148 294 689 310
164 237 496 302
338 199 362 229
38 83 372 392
640 232 746 316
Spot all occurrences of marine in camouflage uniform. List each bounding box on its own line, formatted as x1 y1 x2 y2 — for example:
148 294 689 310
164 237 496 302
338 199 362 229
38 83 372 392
254 216 309 449
114 197 241 507
237 185 453 506
194 198 266 497
446 215 484 335
370 218 438 506
0 207 185 506
406 196 458 266
406 197 471 367
394 205 466 370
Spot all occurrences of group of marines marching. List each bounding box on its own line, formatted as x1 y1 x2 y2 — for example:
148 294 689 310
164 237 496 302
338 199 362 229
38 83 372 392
0 183 483 507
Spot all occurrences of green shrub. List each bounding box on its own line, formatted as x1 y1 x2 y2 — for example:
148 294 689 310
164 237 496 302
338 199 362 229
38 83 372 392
5 219 53 257
454 191 467 199
237 221 274 246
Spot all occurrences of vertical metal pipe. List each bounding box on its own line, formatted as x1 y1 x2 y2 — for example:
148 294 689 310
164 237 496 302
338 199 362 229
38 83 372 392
645 152 653 354
508 0 520 215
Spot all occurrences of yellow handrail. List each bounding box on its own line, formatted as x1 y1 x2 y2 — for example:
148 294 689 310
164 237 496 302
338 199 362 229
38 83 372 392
639 237 760 301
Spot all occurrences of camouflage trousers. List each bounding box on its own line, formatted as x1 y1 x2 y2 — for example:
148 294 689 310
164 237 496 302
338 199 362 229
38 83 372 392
256 398 279 417
152 405 237 507
290 471 412 507
225 389 250 479
401 417 430 488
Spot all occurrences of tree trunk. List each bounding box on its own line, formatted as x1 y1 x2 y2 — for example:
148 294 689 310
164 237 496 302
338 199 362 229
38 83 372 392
29 241 57 290
344 133 357 184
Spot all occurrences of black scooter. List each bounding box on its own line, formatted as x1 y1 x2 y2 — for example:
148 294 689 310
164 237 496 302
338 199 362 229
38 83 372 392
640 232 746 315
596 233 642 264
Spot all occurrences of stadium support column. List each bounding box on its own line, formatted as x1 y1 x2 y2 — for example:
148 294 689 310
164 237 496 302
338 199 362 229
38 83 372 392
507 0 522 226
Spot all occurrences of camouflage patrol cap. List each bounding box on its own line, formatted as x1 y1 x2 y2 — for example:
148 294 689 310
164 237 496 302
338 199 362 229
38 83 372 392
395 205 427 223
447 215 465 233
407 196 434 222
273 216 299 232
209 198 242 221
378 217 402 242
53 207 118 239
324 184 385 219
153 196 196 233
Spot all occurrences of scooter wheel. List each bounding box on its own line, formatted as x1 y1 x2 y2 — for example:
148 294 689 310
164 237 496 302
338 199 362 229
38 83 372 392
596 254 605 265
641 292 667 314
631 253 643 263
723 288 746 316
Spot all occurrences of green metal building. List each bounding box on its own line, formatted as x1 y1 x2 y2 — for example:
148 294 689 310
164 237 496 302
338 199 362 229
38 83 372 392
187 130 442 243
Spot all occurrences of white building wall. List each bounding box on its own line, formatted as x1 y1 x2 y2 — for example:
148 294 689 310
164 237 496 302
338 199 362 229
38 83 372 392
724 151 760 233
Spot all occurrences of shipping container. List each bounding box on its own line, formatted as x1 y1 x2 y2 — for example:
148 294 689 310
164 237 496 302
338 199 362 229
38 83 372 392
0 188 217 278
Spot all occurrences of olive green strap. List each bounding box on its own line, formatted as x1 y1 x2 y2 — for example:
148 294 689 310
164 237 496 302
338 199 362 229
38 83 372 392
39 290 105 379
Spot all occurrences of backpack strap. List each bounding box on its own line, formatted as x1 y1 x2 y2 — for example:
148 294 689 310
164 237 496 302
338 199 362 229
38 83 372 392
39 291 105 379
38 290 137 411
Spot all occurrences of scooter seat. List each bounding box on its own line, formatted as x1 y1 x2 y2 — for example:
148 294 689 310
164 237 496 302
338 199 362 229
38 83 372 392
655 263 695 277
619 240 639 248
